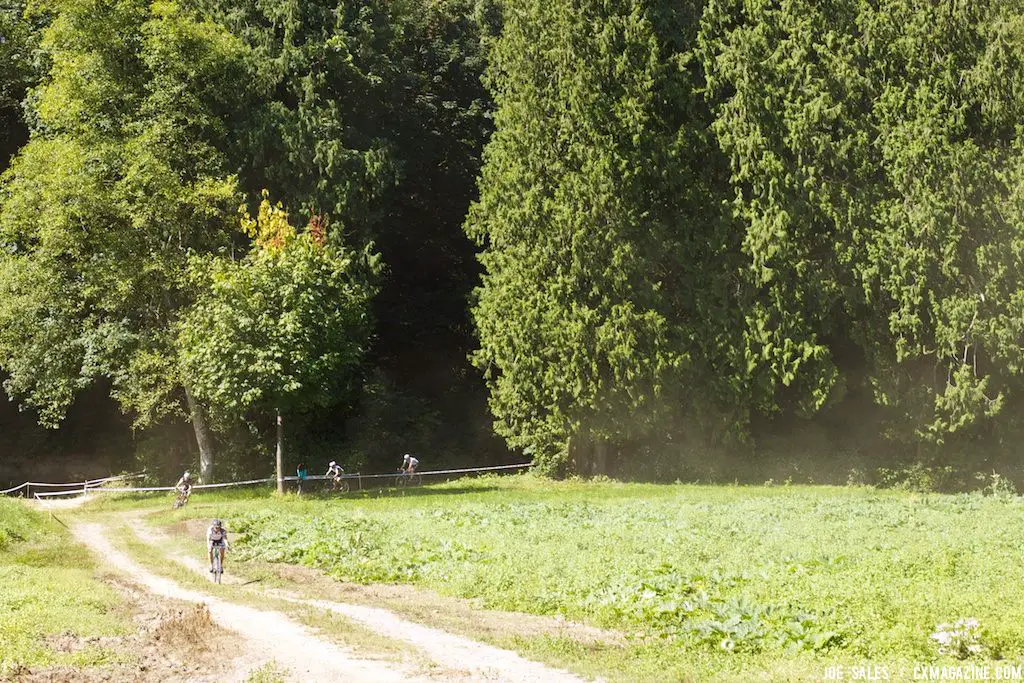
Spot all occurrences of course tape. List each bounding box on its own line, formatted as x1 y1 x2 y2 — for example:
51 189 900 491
25 473 147 489
26 463 533 498
0 473 145 496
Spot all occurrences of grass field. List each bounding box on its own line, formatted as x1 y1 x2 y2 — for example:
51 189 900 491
0 498 127 676
135 474 1024 681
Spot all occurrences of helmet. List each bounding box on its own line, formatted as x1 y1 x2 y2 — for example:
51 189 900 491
183 471 191 479
403 453 410 461
329 461 336 467
212 519 222 528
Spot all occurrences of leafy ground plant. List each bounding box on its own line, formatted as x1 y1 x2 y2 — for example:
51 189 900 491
146 475 1024 681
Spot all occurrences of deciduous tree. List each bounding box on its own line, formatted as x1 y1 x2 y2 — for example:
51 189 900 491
178 195 379 492
0 0 266 480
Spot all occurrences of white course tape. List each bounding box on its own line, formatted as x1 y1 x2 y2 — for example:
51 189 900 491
2 472 144 496
16 463 533 498
357 463 533 479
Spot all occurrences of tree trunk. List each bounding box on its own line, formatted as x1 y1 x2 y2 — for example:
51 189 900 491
276 410 284 494
593 438 607 477
568 431 607 477
567 434 579 475
183 383 215 483
568 432 592 476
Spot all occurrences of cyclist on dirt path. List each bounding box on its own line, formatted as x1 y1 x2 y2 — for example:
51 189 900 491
175 471 193 503
207 519 229 573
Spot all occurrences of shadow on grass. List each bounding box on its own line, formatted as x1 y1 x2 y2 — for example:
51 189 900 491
75 478 506 512
299 483 502 502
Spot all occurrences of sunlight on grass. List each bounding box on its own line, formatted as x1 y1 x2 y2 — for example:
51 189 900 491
0 499 126 675
131 474 1024 681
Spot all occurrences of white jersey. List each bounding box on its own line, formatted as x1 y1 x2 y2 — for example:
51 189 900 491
207 525 228 546
405 457 419 469
327 464 342 477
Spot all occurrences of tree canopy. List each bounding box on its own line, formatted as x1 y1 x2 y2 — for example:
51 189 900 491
179 195 378 488
467 0 1024 476
5 0 1024 485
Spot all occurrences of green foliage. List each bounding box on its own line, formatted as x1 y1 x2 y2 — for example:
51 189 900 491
199 0 496 235
0 0 261 427
699 0 1024 441
194 0 504 471
181 476 1024 680
467 0 743 469
0 0 38 168
178 195 379 422
0 0 502 476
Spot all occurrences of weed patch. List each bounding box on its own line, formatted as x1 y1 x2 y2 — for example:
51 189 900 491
0 499 125 675
138 476 1024 680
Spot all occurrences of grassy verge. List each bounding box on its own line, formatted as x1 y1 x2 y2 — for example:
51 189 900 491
121 474 1024 681
0 499 128 676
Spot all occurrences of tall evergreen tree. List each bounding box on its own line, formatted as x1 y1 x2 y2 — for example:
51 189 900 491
467 0 746 473
699 0 1024 442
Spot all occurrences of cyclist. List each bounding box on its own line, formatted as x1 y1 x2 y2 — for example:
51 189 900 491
401 453 419 474
207 519 229 573
325 460 343 489
174 471 193 506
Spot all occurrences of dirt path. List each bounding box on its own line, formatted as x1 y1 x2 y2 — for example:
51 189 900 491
72 523 434 683
139 523 595 683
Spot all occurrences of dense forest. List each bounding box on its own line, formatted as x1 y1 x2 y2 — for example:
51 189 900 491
2 0 1024 490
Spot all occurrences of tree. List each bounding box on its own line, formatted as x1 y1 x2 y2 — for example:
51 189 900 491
0 0 266 480
466 0 747 474
178 195 379 493
699 0 1024 443
198 0 504 468
0 0 38 171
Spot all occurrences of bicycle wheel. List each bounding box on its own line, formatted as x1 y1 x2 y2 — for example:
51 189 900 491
339 479 350 493
212 551 222 584
412 473 422 486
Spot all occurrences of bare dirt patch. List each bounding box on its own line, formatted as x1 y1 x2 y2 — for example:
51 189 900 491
9 576 241 683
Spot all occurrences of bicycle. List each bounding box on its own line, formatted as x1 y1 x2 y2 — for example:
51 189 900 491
330 475 350 493
210 543 225 584
172 488 190 509
395 469 422 488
